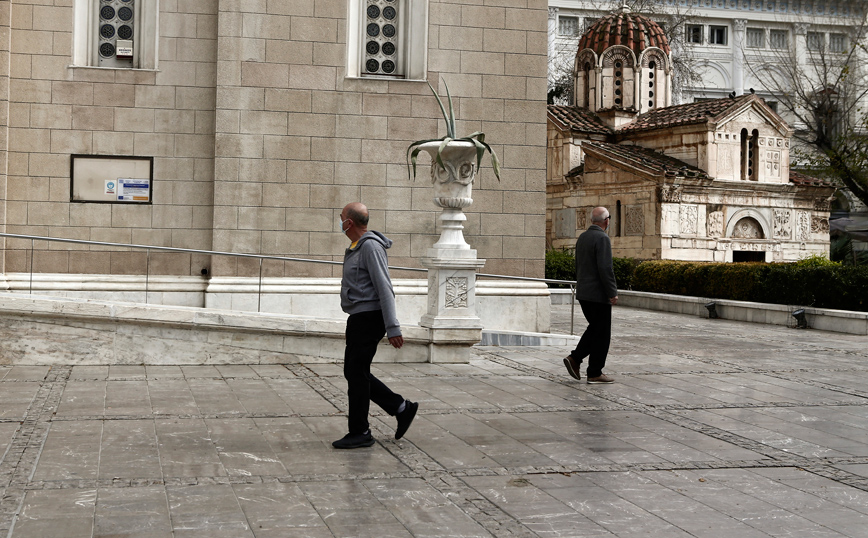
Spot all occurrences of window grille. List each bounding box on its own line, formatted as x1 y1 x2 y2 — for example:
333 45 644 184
686 24 703 44
97 0 135 67
558 17 578 36
363 0 404 77
710 26 727 45
746 28 764 48
829 33 847 53
806 32 823 51
770 30 788 50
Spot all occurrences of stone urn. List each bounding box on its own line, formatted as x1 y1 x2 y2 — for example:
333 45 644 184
417 140 478 252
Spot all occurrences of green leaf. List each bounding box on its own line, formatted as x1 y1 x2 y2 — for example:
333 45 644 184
427 81 451 138
436 137 453 172
443 79 456 139
406 137 446 181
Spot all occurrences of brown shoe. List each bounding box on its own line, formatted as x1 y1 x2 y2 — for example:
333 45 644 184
563 356 581 381
587 374 614 384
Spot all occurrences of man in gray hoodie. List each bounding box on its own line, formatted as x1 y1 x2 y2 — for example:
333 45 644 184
332 202 418 449
563 206 618 384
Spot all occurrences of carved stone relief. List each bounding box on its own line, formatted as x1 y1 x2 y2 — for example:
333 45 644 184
625 206 644 236
766 150 781 179
680 205 698 235
658 185 682 203
814 197 832 211
797 211 810 241
445 277 468 309
707 211 724 238
811 216 830 234
577 207 587 230
731 217 763 239
718 145 733 176
773 210 791 239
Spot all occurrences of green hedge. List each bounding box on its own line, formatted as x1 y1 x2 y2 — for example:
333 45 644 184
545 249 868 312
545 249 638 290
632 260 868 312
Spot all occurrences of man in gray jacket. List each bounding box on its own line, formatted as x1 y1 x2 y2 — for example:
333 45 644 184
332 202 418 449
563 206 618 384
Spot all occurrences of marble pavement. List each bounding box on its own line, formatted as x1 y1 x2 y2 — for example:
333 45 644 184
1 304 867 537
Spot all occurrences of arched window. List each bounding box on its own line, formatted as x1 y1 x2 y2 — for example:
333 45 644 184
614 61 624 108
740 129 759 181
615 200 622 237
648 61 656 110
750 129 759 181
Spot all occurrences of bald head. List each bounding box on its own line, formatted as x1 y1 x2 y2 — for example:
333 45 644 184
591 207 610 223
342 202 369 227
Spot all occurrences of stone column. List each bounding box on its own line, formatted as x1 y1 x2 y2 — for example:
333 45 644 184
548 7 558 61
793 23 809 130
733 19 747 96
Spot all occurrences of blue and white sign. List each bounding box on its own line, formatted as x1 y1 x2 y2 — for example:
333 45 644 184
117 178 150 202
105 180 116 195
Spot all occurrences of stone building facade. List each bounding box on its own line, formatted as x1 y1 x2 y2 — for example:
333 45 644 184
547 9 835 262
0 0 549 281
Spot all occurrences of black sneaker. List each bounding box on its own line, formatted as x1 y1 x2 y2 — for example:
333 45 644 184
395 400 418 440
332 431 375 449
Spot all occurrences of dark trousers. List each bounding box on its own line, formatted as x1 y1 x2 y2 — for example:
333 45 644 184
570 300 612 378
344 310 404 434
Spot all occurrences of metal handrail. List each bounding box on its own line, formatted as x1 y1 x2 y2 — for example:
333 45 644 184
0 232 579 333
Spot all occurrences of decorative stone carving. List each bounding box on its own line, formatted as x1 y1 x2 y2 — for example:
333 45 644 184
625 206 644 235
732 217 763 239
658 185 682 203
811 216 830 234
548 6 558 19
814 196 833 211
416 141 478 251
797 211 811 241
577 208 587 230
445 277 468 308
766 150 781 178
774 209 791 239
793 23 809 36
707 211 724 238
680 205 698 235
733 19 748 32
602 47 634 68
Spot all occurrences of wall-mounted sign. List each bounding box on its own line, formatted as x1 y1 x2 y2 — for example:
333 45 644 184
71 155 153 203
117 179 150 202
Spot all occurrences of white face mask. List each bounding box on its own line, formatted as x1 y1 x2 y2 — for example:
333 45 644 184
337 217 349 234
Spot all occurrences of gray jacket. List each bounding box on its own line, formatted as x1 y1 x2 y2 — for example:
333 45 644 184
575 225 618 303
341 231 401 338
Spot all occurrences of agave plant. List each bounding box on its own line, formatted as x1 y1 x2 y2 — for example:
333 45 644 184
407 80 502 181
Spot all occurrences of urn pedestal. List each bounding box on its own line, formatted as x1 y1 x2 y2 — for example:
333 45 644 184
416 141 486 363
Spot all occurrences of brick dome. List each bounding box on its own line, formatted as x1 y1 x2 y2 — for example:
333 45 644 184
578 10 670 57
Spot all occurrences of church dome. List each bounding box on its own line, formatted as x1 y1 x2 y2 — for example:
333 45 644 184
578 9 670 57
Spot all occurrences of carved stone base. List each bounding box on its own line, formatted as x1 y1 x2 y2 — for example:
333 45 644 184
420 252 485 363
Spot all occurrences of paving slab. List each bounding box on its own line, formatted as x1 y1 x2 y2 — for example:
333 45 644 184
1 304 867 537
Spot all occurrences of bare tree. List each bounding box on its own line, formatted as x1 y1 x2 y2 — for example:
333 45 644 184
744 15 868 207
548 0 702 105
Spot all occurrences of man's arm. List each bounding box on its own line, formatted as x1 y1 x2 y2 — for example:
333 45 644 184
362 242 402 340
596 234 618 303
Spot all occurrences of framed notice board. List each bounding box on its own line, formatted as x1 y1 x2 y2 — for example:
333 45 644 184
70 154 154 203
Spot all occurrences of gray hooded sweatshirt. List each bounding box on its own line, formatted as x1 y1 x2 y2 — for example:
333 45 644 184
341 231 401 338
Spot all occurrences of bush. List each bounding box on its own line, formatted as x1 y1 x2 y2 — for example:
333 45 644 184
632 260 868 312
545 248 575 287
545 248 638 290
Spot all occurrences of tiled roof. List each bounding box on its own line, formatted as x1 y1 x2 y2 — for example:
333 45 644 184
548 105 613 135
582 140 710 179
618 95 754 133
578 11 670 57
790 170 836 188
